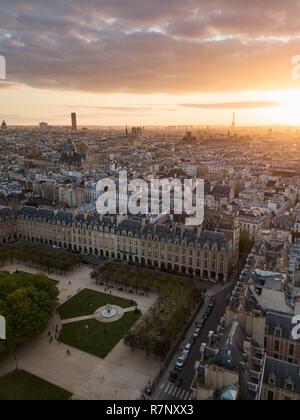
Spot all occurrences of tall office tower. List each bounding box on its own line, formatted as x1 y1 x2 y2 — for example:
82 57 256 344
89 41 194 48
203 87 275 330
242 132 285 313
71 113 77 131
231 112 236 129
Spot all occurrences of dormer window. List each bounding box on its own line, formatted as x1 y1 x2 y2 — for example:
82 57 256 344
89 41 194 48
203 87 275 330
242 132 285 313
268 374 276 386
285 379 294 392
274 326 282 338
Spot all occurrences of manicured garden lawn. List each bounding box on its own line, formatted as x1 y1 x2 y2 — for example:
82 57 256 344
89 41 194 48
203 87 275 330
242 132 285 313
0 370 72 400
59 312 140 358
58 288 137 320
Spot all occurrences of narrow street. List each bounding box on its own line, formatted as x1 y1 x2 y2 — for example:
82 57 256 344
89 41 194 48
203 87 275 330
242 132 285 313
151 268 239 401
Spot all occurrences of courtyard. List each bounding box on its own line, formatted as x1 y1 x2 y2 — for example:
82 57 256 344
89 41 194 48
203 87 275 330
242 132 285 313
57 288 141 358
59 313 140 359
58 288 137 320
0 262 159 400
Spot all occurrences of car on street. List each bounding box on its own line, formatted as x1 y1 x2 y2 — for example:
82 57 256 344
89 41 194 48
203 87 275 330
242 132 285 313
197 319 205 329
189 336 196 345
193 328 201 338
184 343 192 354
203 311 210 320
175 352 188 370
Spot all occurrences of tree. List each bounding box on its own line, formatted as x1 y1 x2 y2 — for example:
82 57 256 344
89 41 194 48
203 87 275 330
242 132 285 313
0 271 58 361
239 232 253 256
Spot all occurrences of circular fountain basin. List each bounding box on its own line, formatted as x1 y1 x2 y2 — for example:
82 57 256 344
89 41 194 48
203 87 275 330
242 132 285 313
94 304 124 323
101 304 117 319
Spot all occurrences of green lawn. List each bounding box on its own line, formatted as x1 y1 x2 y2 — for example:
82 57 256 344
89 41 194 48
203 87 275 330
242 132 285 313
58 288 137 320
59 312 140 358
0 370 72 400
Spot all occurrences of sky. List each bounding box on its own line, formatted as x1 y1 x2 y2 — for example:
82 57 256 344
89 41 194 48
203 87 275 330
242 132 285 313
0 0 300 126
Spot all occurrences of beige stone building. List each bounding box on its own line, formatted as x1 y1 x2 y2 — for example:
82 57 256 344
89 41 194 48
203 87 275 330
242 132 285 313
15 206 233 282
0 206 17 244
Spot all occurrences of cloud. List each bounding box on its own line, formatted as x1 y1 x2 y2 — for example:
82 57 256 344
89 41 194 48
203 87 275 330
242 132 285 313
67 105 156 112
181 101 282 109
0 0 299 94
0 81 23 89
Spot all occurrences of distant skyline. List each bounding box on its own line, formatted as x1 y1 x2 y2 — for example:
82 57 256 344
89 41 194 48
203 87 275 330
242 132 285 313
1 1 300 126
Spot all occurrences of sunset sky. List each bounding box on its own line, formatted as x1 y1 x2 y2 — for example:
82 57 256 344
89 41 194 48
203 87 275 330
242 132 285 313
1 0 300 126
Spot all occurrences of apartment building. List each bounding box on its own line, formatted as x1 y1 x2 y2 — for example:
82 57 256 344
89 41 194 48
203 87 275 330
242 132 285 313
15 206 233 282
0 206 17 244
264 311 300 365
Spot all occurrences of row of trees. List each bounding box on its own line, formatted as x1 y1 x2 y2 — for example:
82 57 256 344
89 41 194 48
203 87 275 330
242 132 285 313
239 232 254 256
92 262 202 359
0 244 81 274
0 271 59 361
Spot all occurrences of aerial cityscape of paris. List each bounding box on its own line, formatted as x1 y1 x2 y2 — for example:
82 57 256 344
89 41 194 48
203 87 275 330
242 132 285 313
1 0 300 406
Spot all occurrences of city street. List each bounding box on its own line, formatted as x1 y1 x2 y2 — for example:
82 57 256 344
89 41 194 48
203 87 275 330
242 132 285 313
151 269 238 401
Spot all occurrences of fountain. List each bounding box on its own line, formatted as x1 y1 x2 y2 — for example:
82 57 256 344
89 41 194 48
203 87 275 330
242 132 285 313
95 304 123 323
101 304 118 319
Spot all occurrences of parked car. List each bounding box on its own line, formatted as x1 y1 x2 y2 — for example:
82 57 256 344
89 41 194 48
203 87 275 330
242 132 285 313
175 353 188 370
184 343 192 354
197 319 205 329
193 328 201 338
189 336 196 345
203 311 210 320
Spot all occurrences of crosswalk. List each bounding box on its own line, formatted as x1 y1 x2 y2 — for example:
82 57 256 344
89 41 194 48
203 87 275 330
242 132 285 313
160 382 193 400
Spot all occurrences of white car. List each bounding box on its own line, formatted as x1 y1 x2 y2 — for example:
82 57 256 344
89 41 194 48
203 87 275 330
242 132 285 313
175 352 188 370
184 343 192 354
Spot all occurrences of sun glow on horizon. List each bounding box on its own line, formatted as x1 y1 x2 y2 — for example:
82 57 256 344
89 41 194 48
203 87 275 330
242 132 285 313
1 85 300 127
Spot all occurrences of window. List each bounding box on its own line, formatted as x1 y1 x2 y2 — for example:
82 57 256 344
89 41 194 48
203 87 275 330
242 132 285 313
274 327 282 338
269 374 276 386
267 391 274 401
274 340 280 352
289 344 295 356
285 380 294 392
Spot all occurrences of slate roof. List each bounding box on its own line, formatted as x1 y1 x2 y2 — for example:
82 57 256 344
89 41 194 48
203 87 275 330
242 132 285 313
212 321 245 372
16 206 231 250
263 357 300 395
0 206 12 220
265 311 294 340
